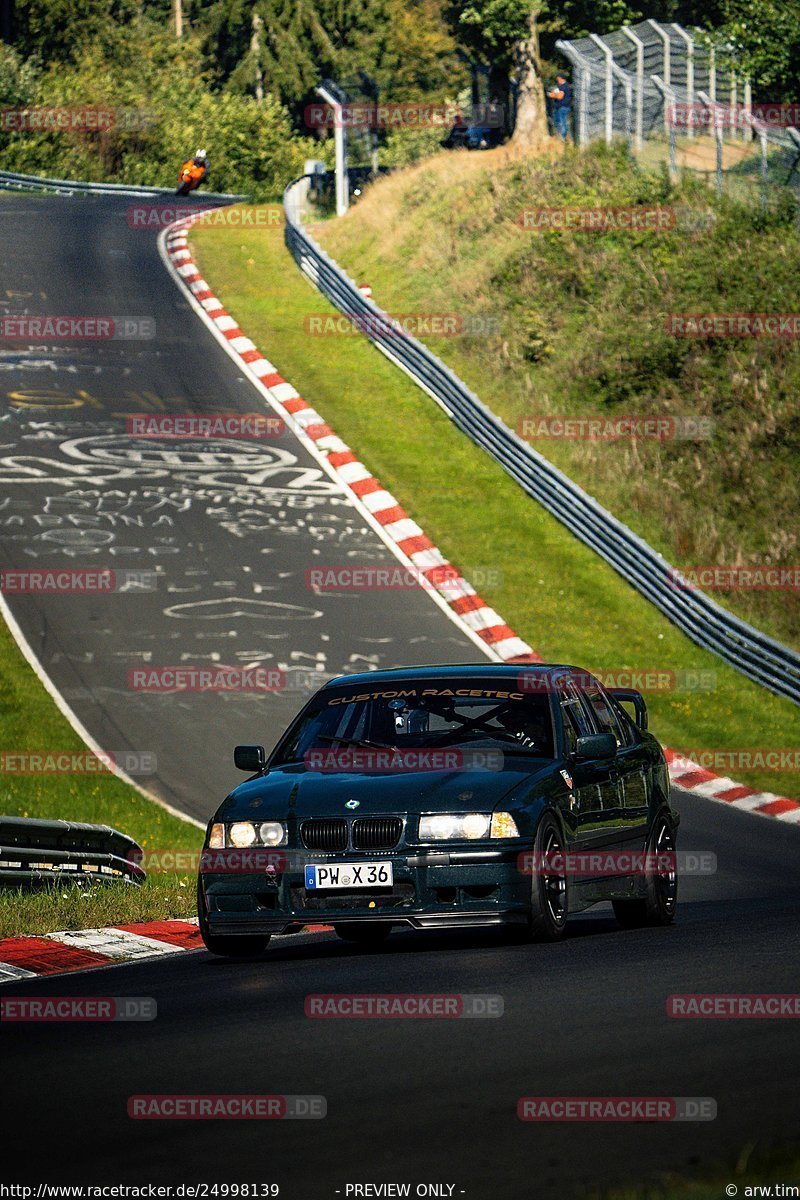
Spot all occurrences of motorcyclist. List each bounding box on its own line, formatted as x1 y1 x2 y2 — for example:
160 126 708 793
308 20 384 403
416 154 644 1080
176 148 209 196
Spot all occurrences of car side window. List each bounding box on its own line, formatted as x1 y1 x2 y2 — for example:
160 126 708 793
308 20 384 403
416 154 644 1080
607 697 639 748
583 685 625 747
559 681 594 754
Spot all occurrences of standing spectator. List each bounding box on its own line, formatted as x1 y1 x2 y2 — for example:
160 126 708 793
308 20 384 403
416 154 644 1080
548 73 572 141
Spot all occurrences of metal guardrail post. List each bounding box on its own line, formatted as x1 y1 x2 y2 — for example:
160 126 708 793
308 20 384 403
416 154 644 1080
0 815 145 889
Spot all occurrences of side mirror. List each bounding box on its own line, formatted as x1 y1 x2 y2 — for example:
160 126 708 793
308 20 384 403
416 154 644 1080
574 732 617 761
234 744 266 773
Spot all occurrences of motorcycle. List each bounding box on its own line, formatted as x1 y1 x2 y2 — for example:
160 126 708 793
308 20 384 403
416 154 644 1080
176 161 206 197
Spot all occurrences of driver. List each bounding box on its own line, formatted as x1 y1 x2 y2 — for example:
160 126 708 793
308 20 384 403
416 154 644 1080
179 148 209 183
495 705 548 750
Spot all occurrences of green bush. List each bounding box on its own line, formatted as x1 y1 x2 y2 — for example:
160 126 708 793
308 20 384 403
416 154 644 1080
0 24 320 198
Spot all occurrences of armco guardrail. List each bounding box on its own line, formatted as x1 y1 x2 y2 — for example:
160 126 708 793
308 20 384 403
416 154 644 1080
283 176 800 705
0 167 245 201
0 816 145 889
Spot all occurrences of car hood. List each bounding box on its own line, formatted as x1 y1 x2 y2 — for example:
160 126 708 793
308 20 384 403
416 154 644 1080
218 758 556 820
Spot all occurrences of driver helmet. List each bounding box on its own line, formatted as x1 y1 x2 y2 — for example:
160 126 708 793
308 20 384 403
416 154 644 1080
194 148 208 165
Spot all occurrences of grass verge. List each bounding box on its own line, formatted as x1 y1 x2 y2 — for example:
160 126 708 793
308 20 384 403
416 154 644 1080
0 614 201 939
319 143 800 650
587 1145 800 1200
190 214 800 801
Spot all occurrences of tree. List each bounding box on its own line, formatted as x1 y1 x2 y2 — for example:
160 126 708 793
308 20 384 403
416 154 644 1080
12 0 138 62
511 3 546 147
445 0 546 145
1 0 13 44
715 0 800 100
204 0 395 126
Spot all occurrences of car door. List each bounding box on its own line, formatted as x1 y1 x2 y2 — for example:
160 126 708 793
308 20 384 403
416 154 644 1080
557 678 621 849
582 682 649 851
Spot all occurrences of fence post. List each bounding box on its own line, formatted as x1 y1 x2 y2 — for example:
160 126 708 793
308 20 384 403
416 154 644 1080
672 25 694 137
698 91 724 194
315 84 349 217
647 19 671 89
785 129 800 216
579 66 591 146
652 76 678 178
621 26 644 151
589 34 614 143
743 78 753 142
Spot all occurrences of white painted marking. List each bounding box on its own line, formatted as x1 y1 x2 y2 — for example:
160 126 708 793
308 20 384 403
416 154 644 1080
250 358 278 377
409 549 448 570
316 435 349 454
685 776 741 798
47 928 184 959
336 461 372 485
381 518 423 542
292 409 325 430
719 793 772 812
460 606 503 633
229 336 256 354
491 636 534 659
0 961 38 980
270 382 300 404
435 578 477 602
360 489 397 515
214 315 238 332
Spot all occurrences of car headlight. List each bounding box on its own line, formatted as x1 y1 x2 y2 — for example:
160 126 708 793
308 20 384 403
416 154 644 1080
419 813 491 841
229 821 257 848
259 821 285 846
208 823 225 849
490 811 520 839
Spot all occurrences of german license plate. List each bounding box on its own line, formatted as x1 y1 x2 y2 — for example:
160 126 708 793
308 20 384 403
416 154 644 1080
305 861 393 890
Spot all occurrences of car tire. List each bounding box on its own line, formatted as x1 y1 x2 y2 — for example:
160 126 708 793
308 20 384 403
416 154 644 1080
197 888 270 957
612 810 678 929
527 812 569 941
334 923 392 944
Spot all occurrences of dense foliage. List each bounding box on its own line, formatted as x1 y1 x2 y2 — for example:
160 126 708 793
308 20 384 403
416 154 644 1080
0 0 797 192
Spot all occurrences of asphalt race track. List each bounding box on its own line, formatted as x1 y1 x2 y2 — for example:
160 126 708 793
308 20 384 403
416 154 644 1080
1 195 799 1196
0 194 481 820
3 792 800 1194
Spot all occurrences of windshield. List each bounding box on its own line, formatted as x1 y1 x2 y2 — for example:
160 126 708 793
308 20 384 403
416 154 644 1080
272 679 555 766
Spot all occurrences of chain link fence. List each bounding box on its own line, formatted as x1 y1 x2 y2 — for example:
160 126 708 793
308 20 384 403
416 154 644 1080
555 20 800 205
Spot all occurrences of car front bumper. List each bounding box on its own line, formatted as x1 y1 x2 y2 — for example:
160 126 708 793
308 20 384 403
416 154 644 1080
200 845 531 936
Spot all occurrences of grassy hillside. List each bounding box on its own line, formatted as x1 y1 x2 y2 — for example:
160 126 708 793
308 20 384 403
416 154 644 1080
191 216 800 801
318 143 800 651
